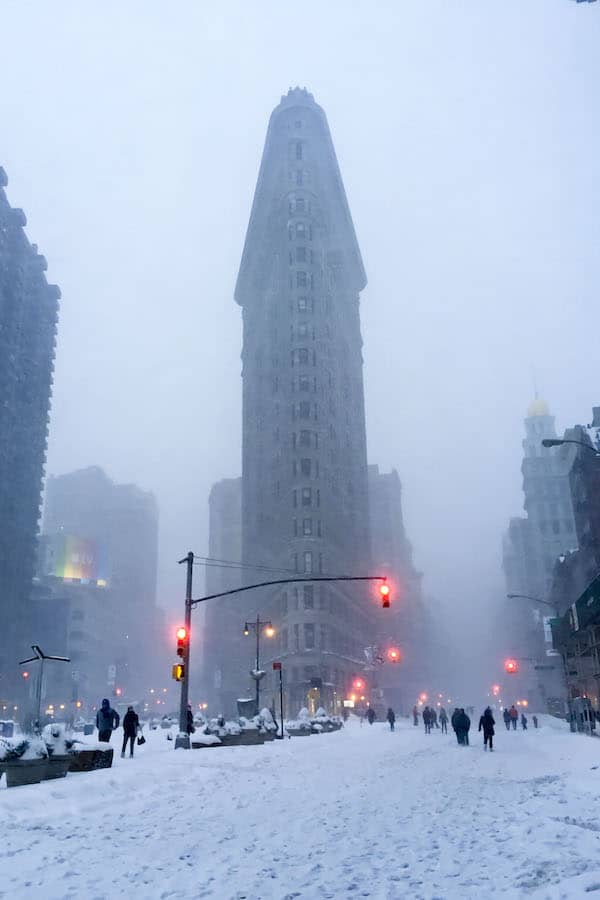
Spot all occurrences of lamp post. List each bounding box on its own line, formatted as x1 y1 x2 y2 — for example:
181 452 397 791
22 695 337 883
244 615 275 713
542 437 600 456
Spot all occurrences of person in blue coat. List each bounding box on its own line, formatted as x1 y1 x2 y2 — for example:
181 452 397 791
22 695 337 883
96 698 120 743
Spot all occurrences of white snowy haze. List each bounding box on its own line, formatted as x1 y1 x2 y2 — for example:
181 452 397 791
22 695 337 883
2 2 599 682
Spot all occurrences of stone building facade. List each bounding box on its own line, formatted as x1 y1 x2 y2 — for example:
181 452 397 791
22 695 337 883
502 397 578 707
0 167 60 697
234 88 377 715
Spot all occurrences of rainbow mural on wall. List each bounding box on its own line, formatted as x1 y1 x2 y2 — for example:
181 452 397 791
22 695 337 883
48 535 109 585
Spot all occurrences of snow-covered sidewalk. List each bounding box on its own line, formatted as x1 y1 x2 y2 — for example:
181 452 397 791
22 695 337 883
1 716 599 898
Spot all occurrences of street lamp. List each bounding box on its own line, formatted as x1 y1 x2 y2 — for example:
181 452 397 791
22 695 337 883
542 438 600 457
506 593 558 614
243 615 275 713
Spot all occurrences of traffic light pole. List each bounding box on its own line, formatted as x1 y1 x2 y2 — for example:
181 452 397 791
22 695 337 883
176 551 194 748
175 566 388 748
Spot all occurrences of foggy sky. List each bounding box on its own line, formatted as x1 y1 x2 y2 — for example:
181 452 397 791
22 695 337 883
2 1 599 644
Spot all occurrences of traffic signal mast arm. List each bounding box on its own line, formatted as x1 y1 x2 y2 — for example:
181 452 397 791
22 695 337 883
189 575 389 607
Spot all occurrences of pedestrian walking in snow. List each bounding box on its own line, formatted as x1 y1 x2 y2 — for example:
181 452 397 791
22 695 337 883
451 708 461 743
521 713 528 730
509 705 518 731
96 698 120 743
439 708 448 734
412 705 419 726
121 706 139 758
503 707 511 731
186 704 195 735
478 707 495 751
423 707 432 734
386 708 396 731
456 709 471 746
532 715 538 729
366 707 376 725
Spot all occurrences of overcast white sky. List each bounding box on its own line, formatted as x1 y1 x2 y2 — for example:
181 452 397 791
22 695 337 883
3 1 599 639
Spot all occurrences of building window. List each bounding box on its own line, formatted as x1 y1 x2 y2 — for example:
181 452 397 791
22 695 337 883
281 592 288 615
302 487 312 506
281 628 288 651
296 246 307 264
552 520 560 535
303 518 313 536
298 348 309 365
303 551 313 573
293 518 298 536
303 585 314 609
297 271 307 288
296 170 304 186
300 430 311 448
300 458 311 477
298 322 308 339
296 222 306 239
304 623 315 649
294 624 300 650
296 197 305 213
298 401 310 419
295 142 303 160
293 587 299 610
299 375 310 392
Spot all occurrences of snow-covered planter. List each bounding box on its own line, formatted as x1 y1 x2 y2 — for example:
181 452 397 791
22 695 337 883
191 733 222 749
42 724 76 780
255 708 278 741
0 736 49 788
286 708 314 737
68 742 114 772
310 708 341 732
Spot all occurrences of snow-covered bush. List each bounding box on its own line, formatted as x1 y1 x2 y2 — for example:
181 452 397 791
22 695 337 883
0 736 48 761
43 723 77 756
254 708 278 733
205 717 242 737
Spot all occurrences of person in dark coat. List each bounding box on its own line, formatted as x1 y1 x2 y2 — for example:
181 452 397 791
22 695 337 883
456 709 471 746
521 713 528 730
439 708 448 734
386 708 396 731
423 707 432 734
532 715 538 729
121 706 139 758
186 704 195 735
451 708 461 743
503 707 511 731
478 706 495 751
366 707 376 725
96 698 120 743
412 705 419 726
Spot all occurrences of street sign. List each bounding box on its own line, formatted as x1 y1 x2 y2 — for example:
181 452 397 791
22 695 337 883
272 662 282 670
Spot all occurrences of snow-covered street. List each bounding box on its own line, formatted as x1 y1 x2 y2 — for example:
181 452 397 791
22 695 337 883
2 716 600 899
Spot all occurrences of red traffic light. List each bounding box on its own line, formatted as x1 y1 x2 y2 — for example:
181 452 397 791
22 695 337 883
22 670 29 679
380 582 391 608
353 677 365 691
504 658 519 674
176 626 188 658
387 647 401 663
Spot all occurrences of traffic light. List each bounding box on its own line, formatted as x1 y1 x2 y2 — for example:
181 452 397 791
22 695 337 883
172 663 185 682
380 582 391 608
387 647 401 663
504 658 519 674
176 626 188 658
353 677 365 691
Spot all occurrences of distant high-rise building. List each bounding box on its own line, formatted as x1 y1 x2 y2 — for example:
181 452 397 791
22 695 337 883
0 167 60 689
231 88 377 715
367 465 429 709
42 466 160 694
502 397 577 706
200 478 245 710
